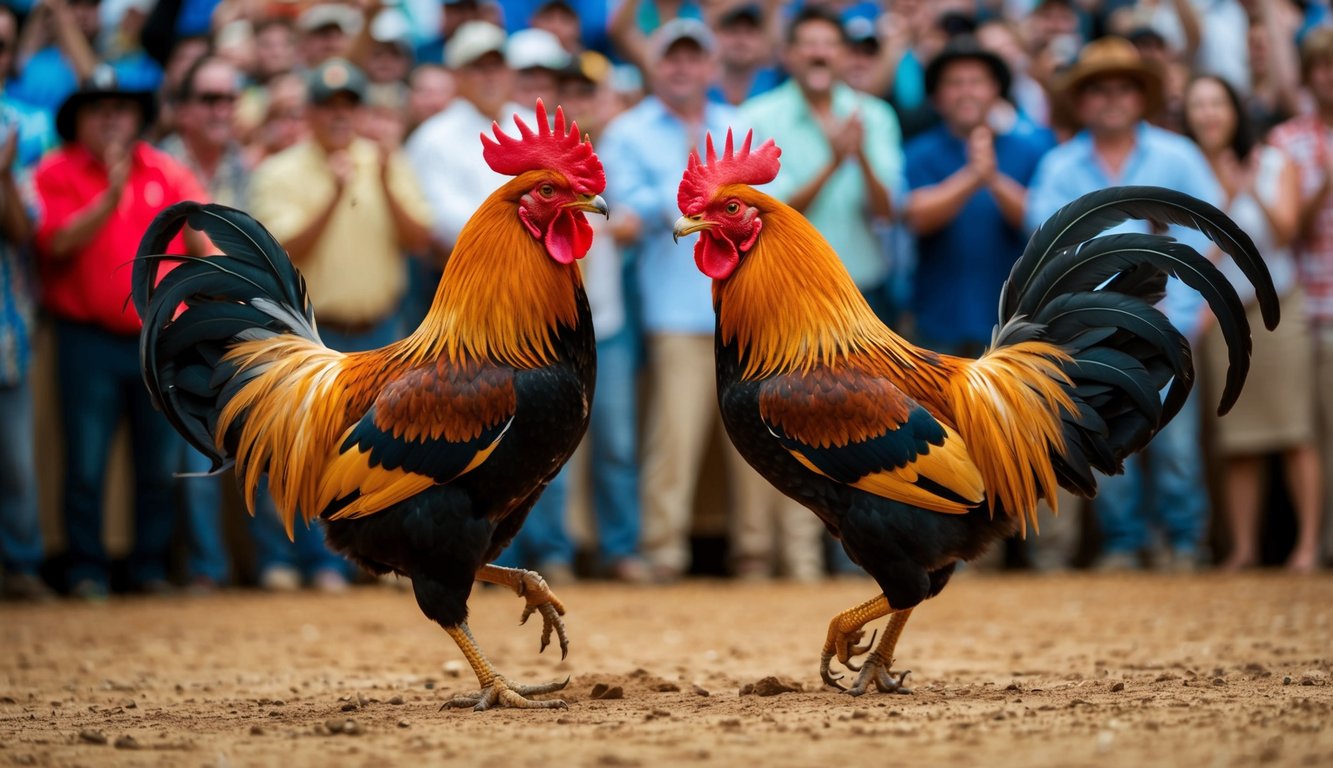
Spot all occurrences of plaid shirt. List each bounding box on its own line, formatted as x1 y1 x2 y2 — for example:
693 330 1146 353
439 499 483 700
1269 114 1333 325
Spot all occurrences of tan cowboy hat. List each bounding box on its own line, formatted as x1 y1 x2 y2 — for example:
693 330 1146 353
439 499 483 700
1056 36 1163 115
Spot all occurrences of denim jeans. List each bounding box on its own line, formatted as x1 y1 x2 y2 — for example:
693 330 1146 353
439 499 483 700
179 446 231 583
56 320 182 589
1094 390 1206 555
587 328 641 565
495 466 573 569
0 378 42 574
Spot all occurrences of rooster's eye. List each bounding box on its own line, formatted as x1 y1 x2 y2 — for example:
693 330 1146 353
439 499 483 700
539 184 555 198
725 202 741 215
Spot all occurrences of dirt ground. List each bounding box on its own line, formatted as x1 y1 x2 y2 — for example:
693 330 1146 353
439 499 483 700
2 571 1331 768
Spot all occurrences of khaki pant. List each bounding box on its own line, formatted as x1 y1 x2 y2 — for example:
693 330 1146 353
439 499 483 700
639 334 823 577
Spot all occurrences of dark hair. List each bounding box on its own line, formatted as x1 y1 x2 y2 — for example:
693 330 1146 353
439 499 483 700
176 54 236 104
786 5 848 46
1182 74 1255 162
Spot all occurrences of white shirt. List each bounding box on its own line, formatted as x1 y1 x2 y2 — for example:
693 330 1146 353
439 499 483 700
406 98 531 249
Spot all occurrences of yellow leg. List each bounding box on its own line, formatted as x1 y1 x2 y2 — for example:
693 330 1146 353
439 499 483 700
845 607 914 696
441 622 569 711
820 595 892 689
474 564 569 658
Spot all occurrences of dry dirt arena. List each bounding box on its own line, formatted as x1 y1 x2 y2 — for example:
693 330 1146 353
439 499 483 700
2 571 1331 768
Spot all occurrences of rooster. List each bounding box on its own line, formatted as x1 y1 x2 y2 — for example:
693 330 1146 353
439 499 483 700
133 102 607 711
673 131 1277 696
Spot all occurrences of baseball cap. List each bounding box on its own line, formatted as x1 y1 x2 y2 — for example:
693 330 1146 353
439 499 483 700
506 28 572 72
648 18 716 61
307 58 368 104
297 3 363 35
446 20 508 69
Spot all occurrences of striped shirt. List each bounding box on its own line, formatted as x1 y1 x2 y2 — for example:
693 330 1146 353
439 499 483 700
1268 114 1333 325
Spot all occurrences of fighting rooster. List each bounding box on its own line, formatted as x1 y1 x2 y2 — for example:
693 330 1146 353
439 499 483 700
673 132 1277 696
133 102 606 710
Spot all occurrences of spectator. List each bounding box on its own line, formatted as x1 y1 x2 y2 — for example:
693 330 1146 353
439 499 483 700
414 0 495 66
1244 0 1302 137
0 120 45 601
507 28 571 108
406 63 454 136
297 3 360 68
600 19 807 581
246 70 307 165
1268 27 1333 570
529 0 585 54
1183 74 1322 573
407 20 521 257
709 3 782 106
558 50 648 583
33 68 205 599
609 0 704 74
356 9 415 86
247 58 432 591
158 54 250 592
1026 37 1221 572
742 5 904 324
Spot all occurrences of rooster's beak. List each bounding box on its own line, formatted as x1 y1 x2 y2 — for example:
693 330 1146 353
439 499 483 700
567 194 610 218
673 215 711 244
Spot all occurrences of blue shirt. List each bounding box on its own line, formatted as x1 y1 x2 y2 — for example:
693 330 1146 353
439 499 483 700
9 47 163 116
906 124 1052 347
1025 122 1222 341
707 66 785 105
0 98 52 386
598 96 741 335
496 0 614 54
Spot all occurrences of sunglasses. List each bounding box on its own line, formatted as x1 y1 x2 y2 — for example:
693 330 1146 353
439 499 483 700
194 92 239 107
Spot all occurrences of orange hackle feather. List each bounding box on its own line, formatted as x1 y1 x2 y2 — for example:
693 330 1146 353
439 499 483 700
716 189 1075 534
213 104 594 537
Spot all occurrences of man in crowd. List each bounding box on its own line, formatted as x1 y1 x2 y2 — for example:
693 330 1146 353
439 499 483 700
1026 37 1219 572
247 58 432 591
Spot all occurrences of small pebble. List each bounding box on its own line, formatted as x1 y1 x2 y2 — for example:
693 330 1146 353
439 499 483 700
1111 682 1125 692
77 729 107 745
1283 676 1292 685
113 735 140 750
397 720 410 729
249 725 264 736
692 685 710 697
340 702 358 712
324 719 345 734
388 695 405 705
342 719 361 736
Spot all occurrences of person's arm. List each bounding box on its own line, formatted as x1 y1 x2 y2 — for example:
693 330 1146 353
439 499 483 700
47 0 98 84
609 0 649 75
45 145 127 261
907 167 984 235
862 12 910 99
140 0 185 65
381 148 432 254
1169 0 1202 65
273 153 349 265
785 112 862 214
988 172 1028 230
1254 148 1301 248
1260 0 1302 120
0 132 30 244
347 0 382 75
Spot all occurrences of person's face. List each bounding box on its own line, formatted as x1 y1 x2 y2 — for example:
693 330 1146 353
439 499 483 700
784 19 846 96
357 103 405 147
557 76 614 134
532 6 581 53
716 19 768 71
263 76 308 152
1183 77 1236 154
513 67 560 112
1307 57 1333 111
409 66 455 126
76 97 141 158
443 0 485 40
1076 75 1145 135
302 24 348 67
178 62 240 147
366 41 410 84
842 41 878 94
651 40 715 109
933 59 1000 133
456 51 513 118
307 91 359 151
256 24 297 80
977 22 1027 71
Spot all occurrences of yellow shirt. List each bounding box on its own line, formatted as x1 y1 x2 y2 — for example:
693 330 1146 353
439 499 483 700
248 137 432 324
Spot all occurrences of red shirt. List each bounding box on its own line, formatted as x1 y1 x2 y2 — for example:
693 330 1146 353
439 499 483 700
33 142 207 335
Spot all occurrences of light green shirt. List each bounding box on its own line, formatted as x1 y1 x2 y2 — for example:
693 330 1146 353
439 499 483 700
740 80 904 289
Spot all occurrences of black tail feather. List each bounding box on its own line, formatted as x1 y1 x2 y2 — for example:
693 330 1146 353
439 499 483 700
997 186 1278 497
133 202 319 470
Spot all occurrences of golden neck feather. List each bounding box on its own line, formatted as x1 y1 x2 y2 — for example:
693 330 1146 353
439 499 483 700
399 176 582 368
715 191 921 380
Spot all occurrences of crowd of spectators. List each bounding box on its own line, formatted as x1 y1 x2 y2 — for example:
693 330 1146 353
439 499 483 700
2 0 1331 601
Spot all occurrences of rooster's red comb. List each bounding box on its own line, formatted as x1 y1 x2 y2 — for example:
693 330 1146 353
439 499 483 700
481 99 605 194
677 129 781 215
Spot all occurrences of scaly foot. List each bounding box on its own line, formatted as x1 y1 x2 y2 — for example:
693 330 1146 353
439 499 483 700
846 658 912 697
819 595 891 690
441 676 570 711
474 565 571 659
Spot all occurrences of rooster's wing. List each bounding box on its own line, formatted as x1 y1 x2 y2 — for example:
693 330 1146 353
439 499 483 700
756 365 985 515
317 358 516 523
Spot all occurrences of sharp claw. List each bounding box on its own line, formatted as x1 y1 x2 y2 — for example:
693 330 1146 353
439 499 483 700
849 628 878 658
844 657 863 672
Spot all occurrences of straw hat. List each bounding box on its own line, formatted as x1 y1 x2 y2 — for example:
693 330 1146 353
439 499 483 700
1056 36 1163 114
